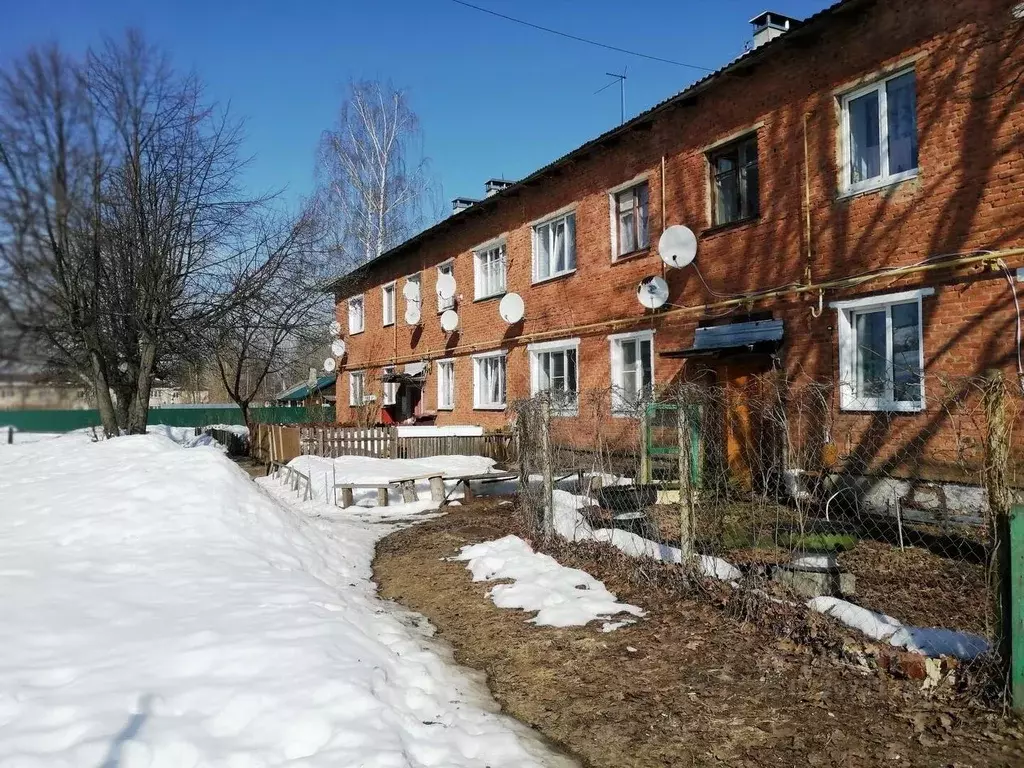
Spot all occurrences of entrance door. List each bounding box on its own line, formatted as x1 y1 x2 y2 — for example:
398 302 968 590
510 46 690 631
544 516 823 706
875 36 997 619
718 357 774 491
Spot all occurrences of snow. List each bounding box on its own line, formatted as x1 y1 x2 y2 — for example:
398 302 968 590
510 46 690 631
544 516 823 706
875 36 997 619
452 535 643 628
148 424 226 450
0 429 64 445
808 597 989 660
204 423 250 438
395 425 483 437
0 434 571 767
591 528 743 581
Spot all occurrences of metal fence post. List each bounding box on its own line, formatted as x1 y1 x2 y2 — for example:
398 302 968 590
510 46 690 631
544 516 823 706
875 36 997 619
1012 504 1024 714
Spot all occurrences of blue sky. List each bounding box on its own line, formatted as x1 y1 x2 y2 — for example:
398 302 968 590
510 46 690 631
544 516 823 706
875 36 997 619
1 0 829 214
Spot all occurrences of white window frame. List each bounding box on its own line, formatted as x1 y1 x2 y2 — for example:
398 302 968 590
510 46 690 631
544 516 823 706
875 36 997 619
347 295 364 335
528 338 580 416
382 365 398 406
474 241 507 300
839 68 919 196
532 209 576 283
381 281 396 326
831 288 932 412
608 329 655 416
436 358 455 410
608 179 650 260
436 261 455 312
472 350 507 410
349 371 365 406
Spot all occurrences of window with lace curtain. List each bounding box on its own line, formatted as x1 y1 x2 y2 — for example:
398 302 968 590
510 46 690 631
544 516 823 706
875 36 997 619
532 211 576 282
472 351 506 409
474 242 506 299
841 69 918 194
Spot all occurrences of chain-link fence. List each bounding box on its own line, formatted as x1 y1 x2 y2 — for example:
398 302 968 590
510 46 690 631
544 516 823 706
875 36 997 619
511 368 1022 699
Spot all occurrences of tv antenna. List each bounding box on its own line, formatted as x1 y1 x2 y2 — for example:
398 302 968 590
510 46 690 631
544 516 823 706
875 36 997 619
596 68 627 124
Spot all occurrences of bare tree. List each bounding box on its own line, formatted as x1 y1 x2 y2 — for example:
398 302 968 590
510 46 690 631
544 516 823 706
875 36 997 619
207 205 327 428
317 79 438 273
0 32 281 436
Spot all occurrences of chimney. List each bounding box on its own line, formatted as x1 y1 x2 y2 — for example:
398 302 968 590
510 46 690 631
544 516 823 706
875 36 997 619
451 196 479 213
484 178 515 197
749 11 800 49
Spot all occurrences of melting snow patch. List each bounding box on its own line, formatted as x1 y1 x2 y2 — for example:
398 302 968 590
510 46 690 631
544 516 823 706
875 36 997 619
592 528 742 581
453 535 643 628
808 597 989 660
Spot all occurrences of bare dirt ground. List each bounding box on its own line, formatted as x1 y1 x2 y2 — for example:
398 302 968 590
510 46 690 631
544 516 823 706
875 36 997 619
374 499 1024 768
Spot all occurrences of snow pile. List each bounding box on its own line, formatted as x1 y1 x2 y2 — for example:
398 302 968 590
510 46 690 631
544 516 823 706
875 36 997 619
592 528 742 581
453 535 643 628
148 423 225 450
204 423 250 437
0 434 565 767
808 597 989 660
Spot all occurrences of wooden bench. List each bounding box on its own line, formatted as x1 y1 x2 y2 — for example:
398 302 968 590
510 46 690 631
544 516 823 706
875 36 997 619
442 471 520 504
334 473 446 508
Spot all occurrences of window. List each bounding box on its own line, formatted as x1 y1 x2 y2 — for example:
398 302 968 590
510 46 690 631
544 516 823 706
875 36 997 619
349 371 365 406
381 282 396 326
382 366 398 406
437 359 455 410
841 69 918 193
612 183 649 258
529 339 579 416
436 261 455 312
348 295 364 334
533 211 576 282
833 288 931 411
609 330 654 415
474 243 506 299
709 135 759 226
472 351 507 409
404 275 421 324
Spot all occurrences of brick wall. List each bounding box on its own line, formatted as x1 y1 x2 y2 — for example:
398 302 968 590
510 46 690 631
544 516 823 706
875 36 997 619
333 0 1023 473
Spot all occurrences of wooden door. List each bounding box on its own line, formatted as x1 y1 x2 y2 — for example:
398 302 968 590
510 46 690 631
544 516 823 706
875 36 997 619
720 358 773 491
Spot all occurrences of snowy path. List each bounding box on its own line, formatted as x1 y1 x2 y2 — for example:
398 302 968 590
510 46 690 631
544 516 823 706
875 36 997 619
0 434 573 768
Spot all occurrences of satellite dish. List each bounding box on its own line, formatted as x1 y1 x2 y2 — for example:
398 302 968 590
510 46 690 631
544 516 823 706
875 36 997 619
499 292 525 324
402 281 420 300
405 303 422 326
440 309 460 333
658 225 698 269
329 320 342 336
436 273 457 301
637 275 670 309
323 357 337 373
330 339 347 358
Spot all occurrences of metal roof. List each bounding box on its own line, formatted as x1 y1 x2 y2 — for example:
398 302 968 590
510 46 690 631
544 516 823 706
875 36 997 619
325 0 863 294
661 319 784 358
276 373 337 402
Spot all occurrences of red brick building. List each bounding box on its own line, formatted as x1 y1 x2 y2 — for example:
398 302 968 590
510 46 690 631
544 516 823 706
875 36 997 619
330 0 1023 490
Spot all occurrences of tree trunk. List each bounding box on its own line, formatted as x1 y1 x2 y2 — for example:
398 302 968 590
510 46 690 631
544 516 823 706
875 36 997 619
88 349 119 438
128 338 158 434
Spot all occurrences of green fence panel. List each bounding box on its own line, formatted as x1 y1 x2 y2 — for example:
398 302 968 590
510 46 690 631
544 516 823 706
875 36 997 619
1 404 336 433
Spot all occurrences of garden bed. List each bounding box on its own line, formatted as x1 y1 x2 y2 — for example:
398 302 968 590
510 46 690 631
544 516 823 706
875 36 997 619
373 499 1022 767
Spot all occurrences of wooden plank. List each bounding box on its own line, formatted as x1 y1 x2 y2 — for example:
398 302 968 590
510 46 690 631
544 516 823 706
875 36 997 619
376 487 388 507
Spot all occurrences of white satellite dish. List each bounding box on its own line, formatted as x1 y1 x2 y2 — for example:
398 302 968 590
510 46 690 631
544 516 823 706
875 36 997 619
658 225 698 269
499 292 525 324
637 275 670 309
323 357 337 373
330 338 347 358
436 272 457 301
440 309 460 333
329 319 342 336
405 302 422 326
402 281 420 301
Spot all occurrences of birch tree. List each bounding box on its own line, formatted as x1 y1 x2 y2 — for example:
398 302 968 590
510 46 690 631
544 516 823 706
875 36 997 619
317 80 437 273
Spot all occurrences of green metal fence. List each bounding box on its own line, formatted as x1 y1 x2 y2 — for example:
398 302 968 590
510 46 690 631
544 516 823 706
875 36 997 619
0 404 335 433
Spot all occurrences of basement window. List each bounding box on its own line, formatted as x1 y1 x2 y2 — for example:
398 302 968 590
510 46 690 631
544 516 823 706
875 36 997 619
832 288 931 412
840 69 918 194
709 134 759 227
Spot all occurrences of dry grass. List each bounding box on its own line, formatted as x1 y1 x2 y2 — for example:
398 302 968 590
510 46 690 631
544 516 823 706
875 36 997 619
373 499 1024 768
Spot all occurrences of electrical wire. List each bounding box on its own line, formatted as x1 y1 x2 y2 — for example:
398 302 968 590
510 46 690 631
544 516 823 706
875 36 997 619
448 0 717 73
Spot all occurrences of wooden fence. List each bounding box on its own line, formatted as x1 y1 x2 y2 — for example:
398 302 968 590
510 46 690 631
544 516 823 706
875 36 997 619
251 423 512 466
